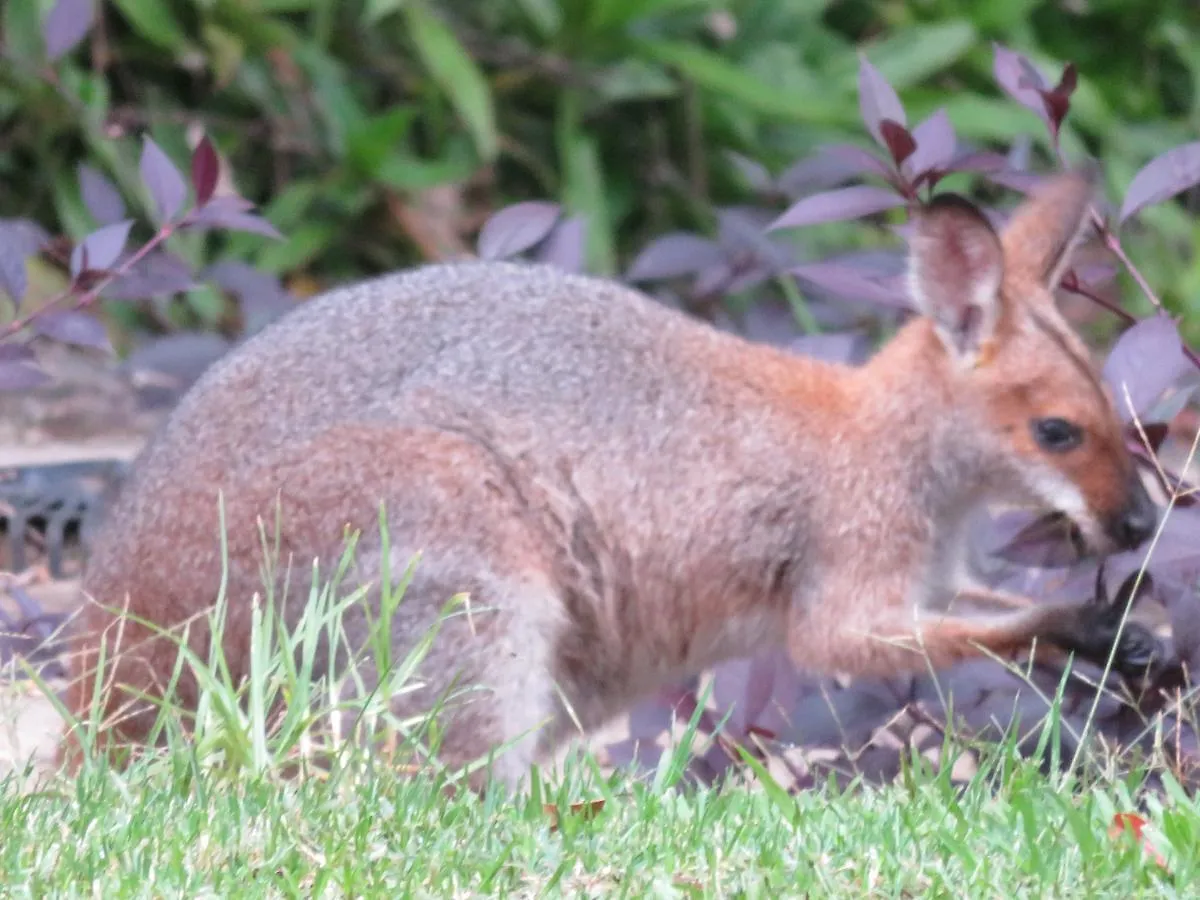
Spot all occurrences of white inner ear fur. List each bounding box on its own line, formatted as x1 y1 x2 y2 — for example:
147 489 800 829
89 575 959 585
905 243 1004 369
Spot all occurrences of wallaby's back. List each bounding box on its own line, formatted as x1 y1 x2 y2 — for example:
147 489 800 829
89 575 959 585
133 260 847 512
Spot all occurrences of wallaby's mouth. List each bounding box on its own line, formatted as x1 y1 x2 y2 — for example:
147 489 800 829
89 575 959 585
1054 512 1094 557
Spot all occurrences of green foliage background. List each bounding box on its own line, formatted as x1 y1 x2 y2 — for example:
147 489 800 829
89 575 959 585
3 0 1199 345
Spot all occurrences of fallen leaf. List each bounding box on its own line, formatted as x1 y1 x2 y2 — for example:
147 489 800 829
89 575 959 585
543 798 607 832
1108 813 1168 869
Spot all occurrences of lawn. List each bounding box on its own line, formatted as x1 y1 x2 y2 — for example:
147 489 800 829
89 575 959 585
0 733 1191 898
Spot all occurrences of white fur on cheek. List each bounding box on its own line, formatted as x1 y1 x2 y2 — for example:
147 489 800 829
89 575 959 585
1019 464 1100 538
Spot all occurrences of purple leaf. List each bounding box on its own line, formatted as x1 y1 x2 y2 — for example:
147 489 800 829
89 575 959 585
190 195 254 216
768 185 906 231
776 144 893 198
983 169 1046 195
42 0 94 61
0 218 51 306
222 213 284 240
716 206 797 273
202 260 294 332
879 120 917 168
183 198 282 239
1070 261 1119 287
102 250 197 300
1118 142 1200 225
691 261 738 299
943 150 1009 176
476 201 562 260
858 54 906 147
139 137 189 223
904 109 956 178
0 343 34 362
717 206 774 247
1145 381 1199 426
603 738 664 773
191 136 221 208
31 310 111 352
986 511 1083 567
1130 422 1170 455
627 697 674 740
1040 63 1078 134
69 220 134 277
121 332 232 389
740 299 804 347
626 233 725 282
740 656 777 729
0 359 49 391
535 215 587 274
203 259 281 298
726 152 773 193
789 331 873 366
831 248 909 278
992 44 1050 124
1102 314 1194 421
78 165 127 225
790 263 911 309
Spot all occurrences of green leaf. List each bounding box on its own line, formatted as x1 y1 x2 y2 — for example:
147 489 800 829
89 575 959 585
835 21 977 92
638 40 854 126
52 172 98 242
221 181 319 260
512 0 561 39
362 0 408 25
261 181 322 232
346 108 419 179
200 24 247 89
403 3 498 162
184 284 228 327
108 0 192 53
257 0 319 10
256 222 339 274
374 140 479 192
557 93 613 275
2 0 42 67
593 59 678 104
290 45 366 159
586 0 708 32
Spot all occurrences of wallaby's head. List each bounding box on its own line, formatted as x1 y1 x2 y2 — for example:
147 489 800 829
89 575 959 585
903 169 1156 554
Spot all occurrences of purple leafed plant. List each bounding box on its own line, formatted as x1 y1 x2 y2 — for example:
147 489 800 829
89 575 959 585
477 47 1200 791
0 0 292 392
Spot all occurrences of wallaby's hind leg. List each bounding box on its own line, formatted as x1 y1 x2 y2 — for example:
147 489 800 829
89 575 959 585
59 422 575 789
331 549 571 793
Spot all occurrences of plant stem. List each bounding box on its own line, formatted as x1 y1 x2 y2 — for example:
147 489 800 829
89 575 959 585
1 224 176 342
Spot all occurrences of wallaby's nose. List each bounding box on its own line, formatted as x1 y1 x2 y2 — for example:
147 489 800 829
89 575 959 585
1107 474 1158 550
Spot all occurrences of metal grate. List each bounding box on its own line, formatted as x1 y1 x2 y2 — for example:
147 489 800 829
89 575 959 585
0 459 129 680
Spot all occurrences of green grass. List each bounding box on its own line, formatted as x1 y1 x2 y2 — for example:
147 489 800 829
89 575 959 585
8 509 1194 897
0 745 1193 897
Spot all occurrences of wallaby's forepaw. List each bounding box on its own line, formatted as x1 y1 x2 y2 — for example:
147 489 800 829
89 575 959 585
1106 621 1169 683
1068 570 1175 685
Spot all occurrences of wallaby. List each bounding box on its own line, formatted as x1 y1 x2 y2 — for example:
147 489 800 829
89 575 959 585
59 170 1166 789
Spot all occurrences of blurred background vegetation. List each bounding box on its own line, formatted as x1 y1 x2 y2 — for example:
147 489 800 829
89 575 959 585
3 0 1200 351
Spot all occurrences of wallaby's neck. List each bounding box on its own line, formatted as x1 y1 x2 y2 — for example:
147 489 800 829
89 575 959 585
848 318 996 517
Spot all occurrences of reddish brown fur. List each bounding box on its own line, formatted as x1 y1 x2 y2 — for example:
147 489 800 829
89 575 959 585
58 171 1163 789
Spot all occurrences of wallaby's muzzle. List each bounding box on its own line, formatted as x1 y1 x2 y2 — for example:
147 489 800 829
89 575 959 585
1104 473 1158 551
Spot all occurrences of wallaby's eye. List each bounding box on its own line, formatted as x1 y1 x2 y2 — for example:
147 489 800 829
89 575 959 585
1032 417 1083 453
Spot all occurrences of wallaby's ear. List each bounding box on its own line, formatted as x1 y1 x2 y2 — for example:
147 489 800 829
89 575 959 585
907 193 1005 365
999 168 1097 291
